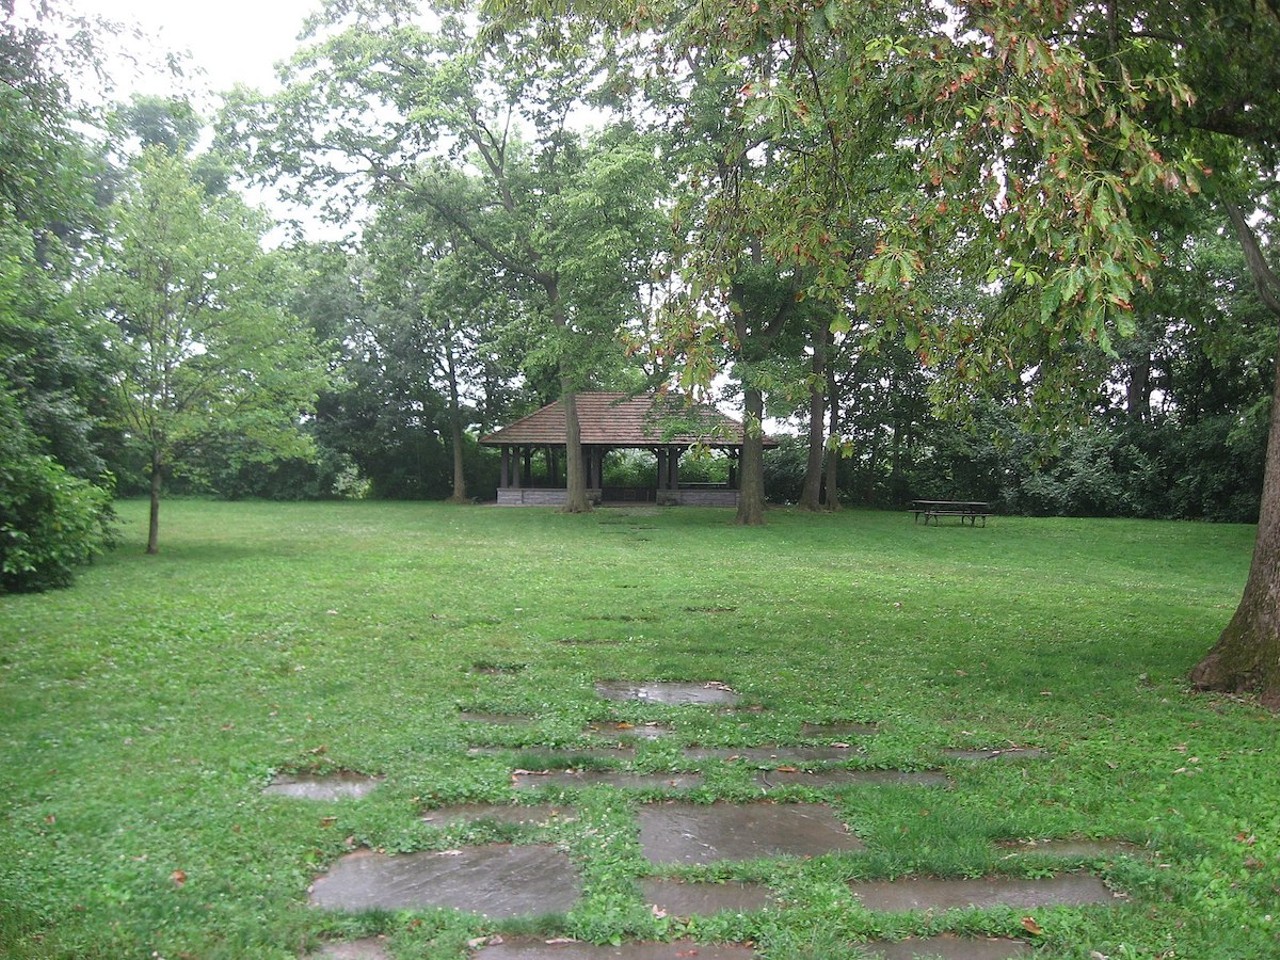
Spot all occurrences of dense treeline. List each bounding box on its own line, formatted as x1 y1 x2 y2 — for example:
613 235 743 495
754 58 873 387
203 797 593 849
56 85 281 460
2 0 1276 601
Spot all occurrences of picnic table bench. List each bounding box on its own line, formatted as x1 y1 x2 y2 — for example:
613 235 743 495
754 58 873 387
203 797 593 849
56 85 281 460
911 499 991 526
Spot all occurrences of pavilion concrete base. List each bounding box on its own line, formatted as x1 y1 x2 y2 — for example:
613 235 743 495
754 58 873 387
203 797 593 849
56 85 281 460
496 488 739 507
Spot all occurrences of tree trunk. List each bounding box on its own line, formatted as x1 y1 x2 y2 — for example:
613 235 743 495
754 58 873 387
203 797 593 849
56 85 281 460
147 450 162 555
799 320 828 511
445 347 469 504
824 359 842 511
561 383 590 513
1126 353 1151 422
1189 202 1280 707
735 386 767 525
1189 336 1280 708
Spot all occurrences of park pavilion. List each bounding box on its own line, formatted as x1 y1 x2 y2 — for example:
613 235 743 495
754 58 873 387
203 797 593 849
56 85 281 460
479 391 776 507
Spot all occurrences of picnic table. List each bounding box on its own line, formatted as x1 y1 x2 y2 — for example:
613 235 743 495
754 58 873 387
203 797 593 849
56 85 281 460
910 499 991 526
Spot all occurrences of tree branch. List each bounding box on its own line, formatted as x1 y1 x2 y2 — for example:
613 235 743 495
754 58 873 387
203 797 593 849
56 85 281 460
1224 198 1280 319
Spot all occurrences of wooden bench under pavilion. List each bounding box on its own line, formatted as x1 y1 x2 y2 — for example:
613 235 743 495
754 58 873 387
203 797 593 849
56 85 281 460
480 392 776 507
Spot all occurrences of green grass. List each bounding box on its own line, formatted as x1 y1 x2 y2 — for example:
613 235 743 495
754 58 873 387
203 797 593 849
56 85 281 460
1 500 1277 958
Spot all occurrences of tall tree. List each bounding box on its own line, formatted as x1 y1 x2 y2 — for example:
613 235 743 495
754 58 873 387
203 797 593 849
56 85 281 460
221 0 665 512
92 147 329 553
492 0 1280 702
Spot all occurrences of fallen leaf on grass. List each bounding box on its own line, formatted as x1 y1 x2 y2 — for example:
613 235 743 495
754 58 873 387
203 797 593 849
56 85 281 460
1020 916 1043 935
170 870 187 888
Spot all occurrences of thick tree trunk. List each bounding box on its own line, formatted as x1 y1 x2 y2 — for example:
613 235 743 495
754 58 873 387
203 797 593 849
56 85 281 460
1190 203 1280 707
799 321 828 511
147 451 162 555
561 384 590 513
1189 339 1280 707
735 386 767 525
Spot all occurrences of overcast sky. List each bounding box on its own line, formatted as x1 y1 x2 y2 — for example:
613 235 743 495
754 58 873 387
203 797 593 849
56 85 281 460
77 0 321 96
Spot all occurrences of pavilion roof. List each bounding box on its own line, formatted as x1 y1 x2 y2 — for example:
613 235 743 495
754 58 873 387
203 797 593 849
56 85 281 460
479 392 777 448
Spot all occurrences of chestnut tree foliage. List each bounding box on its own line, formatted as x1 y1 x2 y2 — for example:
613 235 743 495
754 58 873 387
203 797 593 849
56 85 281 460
485 0 1280 703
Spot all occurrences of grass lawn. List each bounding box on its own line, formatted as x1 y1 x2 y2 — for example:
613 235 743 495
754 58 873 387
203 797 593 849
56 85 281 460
1 499 1277 959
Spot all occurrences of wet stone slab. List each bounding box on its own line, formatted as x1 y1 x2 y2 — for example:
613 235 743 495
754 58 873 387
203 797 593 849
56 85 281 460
685 745 858 766
595 681 741 707
996 838 1143 859
513 771 702 791
856 934 1032 959
754 769 950 790
641 877 775 915
848 872 1116 912
473 941 756 959
639 802 864 865
422 804 578 828
263 772 382 800
309 844 580 917
313 937 392 959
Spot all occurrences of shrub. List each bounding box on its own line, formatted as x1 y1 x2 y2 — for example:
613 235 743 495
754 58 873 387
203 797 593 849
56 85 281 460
0 389 115 593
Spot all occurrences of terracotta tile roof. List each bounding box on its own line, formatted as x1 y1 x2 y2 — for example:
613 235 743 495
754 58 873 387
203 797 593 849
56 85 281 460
480 392 776 448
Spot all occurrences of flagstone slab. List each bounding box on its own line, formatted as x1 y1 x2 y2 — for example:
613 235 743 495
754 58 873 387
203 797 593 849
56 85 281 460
263 772 382 800
314 937 392 959
585 722 675 740
942 748 1047 761
309 844 580 917
754 769 950 790
513 772 702 791
686 745 858 765
802 722 880 737
595 681 741 706
473 941 756 959
856 934 1032 959
996 839 1143 859
638 801 864 865
641 877 775 915
848 873 1116 912
422 804 578 828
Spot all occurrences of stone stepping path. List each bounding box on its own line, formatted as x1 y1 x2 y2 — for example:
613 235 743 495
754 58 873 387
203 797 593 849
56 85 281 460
300 681 1115 959
309 844 580 917
422 804 578 828
263 772 381 800
638 802 864 865
473 942 755 959
641 877 775 915
848 872 1117 912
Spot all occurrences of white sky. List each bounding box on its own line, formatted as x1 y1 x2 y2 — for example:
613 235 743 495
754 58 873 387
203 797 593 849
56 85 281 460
76 0 321 97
